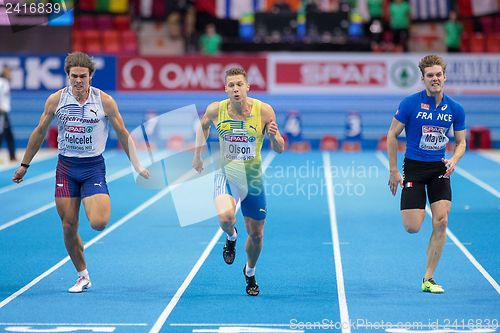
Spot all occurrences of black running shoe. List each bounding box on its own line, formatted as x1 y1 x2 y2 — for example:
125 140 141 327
222 227 237 265
243 265 260 296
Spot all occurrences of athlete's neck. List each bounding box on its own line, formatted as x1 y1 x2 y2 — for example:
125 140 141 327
426 90 444 107
72 87 90 104
229 98 251 117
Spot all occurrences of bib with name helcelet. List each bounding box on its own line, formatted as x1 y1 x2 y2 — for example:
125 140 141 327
419 125 449 151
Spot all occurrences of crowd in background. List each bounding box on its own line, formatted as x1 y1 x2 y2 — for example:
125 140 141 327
50 0 500 55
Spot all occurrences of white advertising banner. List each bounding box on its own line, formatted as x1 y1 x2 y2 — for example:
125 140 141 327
268 53 500 95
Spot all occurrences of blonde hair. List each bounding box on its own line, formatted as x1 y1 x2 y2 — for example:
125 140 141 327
418 54 446 77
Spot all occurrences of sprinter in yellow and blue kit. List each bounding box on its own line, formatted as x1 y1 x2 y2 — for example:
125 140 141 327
387 55 466 294
193 66 285 296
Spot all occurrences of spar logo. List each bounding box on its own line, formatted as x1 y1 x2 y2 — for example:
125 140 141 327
422 126 445 134
65 125 93 133
224 135 248 143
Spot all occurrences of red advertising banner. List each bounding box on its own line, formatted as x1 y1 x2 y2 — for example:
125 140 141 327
118 56 267 91
275 61 387 86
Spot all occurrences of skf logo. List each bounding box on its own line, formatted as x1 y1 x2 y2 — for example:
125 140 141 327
65 125 86 133
224 135 248 143
421 103 430 110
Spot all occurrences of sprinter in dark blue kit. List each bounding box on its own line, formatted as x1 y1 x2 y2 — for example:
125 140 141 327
386 55 466 293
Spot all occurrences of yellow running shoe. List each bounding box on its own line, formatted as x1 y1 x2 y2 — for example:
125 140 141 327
422 278 444 293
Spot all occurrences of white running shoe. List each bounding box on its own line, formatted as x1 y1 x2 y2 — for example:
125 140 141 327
68 276 92 293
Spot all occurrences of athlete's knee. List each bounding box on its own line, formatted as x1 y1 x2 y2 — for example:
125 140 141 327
218 212 236 225
62 220 78 237
248 229 264 244
90 218 108 231
432 214 448 232
402 219 422 233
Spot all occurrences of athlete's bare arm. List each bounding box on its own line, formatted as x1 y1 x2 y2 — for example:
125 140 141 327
12 91 60 183
442 129 466 177
101 91 149 179
193 102 219 173
261 102 284 154
387 117 406 195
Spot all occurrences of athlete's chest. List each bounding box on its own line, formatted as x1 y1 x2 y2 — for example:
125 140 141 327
409 101 453 128
56 101 104 124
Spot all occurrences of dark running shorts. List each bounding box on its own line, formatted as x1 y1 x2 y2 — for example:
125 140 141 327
401 158 451 210
55 154 109 198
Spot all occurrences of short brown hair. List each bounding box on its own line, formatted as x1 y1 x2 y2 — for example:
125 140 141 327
225 66 247 82
418 54 446 77
64 52 96 76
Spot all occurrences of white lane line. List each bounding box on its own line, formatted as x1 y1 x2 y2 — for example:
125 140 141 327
425 205 500 294
0 150 59 172
0 171 54 195
171 324 296 327
455 166 500 199
192 329 303 333
322 152 351 333
478 150 500 164
0 180 180 309
0 165 133 232
0 323 147 326
150 152 276 333
376 151 500 294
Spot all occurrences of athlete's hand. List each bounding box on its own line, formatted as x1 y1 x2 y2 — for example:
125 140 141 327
442 157 456 177
388 170 403 196
12 166 27 183
135 165 150 179
267 120 279 137
192 155 204 173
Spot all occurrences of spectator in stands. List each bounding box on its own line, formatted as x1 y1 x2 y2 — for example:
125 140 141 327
271 0 292 13
366 0 384 46
444 10 463 53
200 23 222 55
0 66 16 162
389 0 410 52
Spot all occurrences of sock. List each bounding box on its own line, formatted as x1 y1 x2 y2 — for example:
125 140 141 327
245 264 256 277
227 229 237 241
78 269 89 280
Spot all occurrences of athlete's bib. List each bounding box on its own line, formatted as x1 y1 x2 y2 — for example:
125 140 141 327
222 132 257 161
419 125 449 151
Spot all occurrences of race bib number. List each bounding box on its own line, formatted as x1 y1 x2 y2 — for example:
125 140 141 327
63 125 95 152
223 134 256 161
419 125 449 150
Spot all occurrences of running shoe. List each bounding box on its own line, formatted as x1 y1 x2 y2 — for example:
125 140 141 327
223 227 237 265
243 266 260 296
68 276 92 293
422 278 444 293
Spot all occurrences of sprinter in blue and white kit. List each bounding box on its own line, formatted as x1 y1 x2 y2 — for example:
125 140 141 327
12 52 149 293
387 55 466 294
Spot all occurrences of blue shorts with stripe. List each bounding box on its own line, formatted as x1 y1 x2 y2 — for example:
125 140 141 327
214 171 266 221
55 154 109 198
